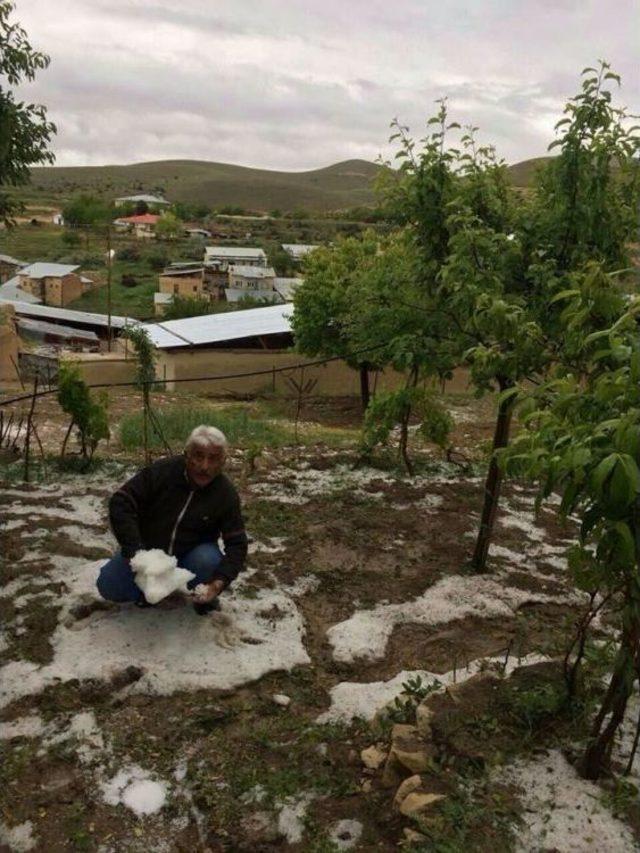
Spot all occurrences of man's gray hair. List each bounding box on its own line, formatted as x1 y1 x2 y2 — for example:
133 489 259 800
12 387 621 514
185 425 228 451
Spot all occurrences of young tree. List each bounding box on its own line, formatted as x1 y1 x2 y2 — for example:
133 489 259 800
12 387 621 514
155 211 183 240
57 362 109 466
0 0 56 226
62 194 113 227
505 266 640 780
292 232 382 410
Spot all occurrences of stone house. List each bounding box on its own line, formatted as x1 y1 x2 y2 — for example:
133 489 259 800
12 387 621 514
16 263 92 308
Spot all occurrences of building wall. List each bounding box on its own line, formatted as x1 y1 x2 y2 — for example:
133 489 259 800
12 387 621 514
68 347 473 399
158 273 206 298
0 261 21 284
228 272 275 291
0 305 20 381
43 273 83 307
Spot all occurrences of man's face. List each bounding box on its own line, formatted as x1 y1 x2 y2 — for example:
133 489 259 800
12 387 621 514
185 443 226 488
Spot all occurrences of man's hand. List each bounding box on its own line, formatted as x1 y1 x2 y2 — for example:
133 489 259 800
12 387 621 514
193 579 225 604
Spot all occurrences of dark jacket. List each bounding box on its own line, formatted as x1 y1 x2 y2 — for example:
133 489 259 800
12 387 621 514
109 456 248 587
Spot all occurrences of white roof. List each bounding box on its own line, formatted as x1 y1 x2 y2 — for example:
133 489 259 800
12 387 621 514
273 277 303 301
141 302 293 349
0 298 131 329
225 288 282 304
115 194 169 205
204 247 266 259
282 244 319 259
0 253 26 266
228 265 275 278
0 276 42 303
19 262 79 279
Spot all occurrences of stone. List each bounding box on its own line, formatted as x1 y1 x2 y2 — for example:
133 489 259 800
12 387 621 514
403 827 427 843
393 774 422 808
390 724 434 774
360 779 372 793
399 792 446 819
415 703 434 738
381 754 405 788
360 745 387 770
272 693 291 707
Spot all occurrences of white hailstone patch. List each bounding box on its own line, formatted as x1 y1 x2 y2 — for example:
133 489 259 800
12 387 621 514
1 519 26 531
317 652 548 723
326 572 579 663
101 765 168 817
0 714 45 740
285 574 321 597
57 524 115 550
249 536 288 554
0 560 310 707
130 549 196 605
249 464 398 504
497 750 637 852
328 819 363 850
277 794 315 843
0 820 36 851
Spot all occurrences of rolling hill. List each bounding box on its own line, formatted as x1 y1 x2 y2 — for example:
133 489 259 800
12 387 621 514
22 156 549 213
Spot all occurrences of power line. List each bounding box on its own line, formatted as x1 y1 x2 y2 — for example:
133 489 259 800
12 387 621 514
0 341 391 408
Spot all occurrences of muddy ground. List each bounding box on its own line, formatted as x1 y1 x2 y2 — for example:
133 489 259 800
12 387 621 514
0 389 637 852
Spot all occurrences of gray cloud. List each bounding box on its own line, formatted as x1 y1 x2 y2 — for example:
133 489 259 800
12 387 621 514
11 0 639 170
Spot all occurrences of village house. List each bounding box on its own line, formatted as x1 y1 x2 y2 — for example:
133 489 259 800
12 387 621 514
155 264 226 315
113 213 161 238
226 264 280 303
11 263 93 308
203 246 267 272
0 254 26 284
114 194 170 211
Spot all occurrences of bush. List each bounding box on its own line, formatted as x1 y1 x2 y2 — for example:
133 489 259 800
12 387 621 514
61 230 81 247
121 273 139 288
116 245 141 262
146 248 170 270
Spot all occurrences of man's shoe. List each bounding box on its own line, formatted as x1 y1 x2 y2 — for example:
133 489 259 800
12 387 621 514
193 598 221 616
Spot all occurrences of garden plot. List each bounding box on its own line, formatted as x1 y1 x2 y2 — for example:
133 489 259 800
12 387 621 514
1 449 637 851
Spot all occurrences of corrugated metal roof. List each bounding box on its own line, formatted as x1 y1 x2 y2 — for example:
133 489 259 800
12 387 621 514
0 276 42 303
204 247 267 259
17 317 99 341
228 265 275 278
19 262 79 279
0 253 26 266
225 288 282 304
0 298 132 329
141 302 293 349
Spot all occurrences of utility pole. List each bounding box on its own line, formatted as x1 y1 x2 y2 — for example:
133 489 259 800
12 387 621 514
106 225 112 352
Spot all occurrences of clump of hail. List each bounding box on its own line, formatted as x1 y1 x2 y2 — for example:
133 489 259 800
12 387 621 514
130 549 195 605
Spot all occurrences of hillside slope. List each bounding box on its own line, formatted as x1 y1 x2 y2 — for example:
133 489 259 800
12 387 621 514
26 159 382 213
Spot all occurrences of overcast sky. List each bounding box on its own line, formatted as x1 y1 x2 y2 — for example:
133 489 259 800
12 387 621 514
11 0 639 171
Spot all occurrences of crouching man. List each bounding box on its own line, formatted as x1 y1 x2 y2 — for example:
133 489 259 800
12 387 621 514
97 425 248 615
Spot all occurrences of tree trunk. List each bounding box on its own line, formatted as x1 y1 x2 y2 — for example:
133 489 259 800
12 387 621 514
359 364 370 412
61 419 75 458
399 367 418 476
470 378 514 573
580 616 639 779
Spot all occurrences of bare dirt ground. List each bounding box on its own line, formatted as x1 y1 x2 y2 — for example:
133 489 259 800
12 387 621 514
1 390 638 852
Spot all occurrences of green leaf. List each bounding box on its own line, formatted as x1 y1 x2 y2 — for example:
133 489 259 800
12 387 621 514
590 453 618 497
549 289 579 305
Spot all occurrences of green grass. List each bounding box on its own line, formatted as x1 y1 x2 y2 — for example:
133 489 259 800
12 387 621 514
20 158 383 213
119 404 293 451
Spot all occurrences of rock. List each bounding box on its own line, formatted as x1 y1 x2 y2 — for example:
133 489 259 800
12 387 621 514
381 753 405 788
393 774 422 808
403 827 427 843
360 745 387 770
415 703 434 738
272 693 291 707
399 792 446 818
360 779 372 793
389 724 435 774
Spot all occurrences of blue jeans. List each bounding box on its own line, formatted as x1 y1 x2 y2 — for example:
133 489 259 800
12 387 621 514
96 543 223 603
